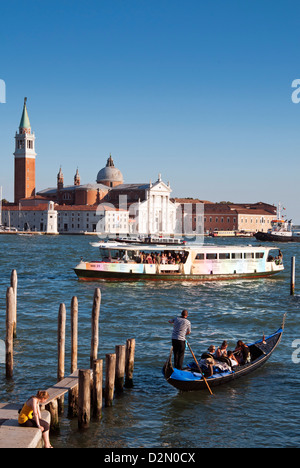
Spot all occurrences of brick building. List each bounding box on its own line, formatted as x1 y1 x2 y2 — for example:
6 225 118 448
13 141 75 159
204 202 276 233
172 200 277 234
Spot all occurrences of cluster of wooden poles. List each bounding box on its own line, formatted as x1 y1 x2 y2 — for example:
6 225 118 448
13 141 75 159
54 288 136 430
4 270 136 431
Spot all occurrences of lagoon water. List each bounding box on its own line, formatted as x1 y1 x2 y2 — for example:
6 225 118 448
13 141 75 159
0 234 299 448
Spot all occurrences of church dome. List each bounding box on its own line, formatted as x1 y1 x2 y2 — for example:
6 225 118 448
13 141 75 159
96 155 123 187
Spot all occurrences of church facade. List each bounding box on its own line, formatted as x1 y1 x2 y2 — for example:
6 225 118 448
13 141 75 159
2 98 178 235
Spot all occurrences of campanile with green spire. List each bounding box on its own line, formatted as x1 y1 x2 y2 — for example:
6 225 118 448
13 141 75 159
13 98 37 204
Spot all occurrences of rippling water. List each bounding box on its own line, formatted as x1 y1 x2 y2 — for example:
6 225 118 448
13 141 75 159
0 234 299 448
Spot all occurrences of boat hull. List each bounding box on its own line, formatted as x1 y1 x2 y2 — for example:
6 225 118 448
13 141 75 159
254 232 300 242
74 268 281 282
75 243 284 282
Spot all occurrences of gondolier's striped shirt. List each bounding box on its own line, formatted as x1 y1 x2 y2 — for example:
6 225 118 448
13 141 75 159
171 317 191 341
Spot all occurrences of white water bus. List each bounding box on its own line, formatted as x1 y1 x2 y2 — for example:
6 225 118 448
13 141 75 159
74 242 284 282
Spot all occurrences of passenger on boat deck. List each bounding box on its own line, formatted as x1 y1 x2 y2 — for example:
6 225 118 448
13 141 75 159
227 351 239 367
146 254 153 264
215 341 228 359
234 340 251 365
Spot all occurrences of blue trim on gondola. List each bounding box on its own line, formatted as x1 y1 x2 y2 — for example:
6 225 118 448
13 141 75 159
170 367 234 382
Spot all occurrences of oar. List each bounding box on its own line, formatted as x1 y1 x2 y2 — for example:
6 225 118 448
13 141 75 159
186 341 214 396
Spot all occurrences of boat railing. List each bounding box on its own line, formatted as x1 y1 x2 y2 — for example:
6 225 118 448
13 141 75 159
158 264 181 273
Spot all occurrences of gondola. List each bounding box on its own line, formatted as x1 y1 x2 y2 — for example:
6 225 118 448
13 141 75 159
163 314 286 392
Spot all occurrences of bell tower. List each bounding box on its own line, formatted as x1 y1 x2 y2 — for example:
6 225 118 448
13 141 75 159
74 168 80 186
14 98 37 204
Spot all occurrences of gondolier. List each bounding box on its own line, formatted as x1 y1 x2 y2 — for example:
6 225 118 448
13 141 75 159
169 310 191 370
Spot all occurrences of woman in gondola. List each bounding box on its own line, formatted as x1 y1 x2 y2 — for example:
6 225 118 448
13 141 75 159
234 340 251 365
215 341 228 359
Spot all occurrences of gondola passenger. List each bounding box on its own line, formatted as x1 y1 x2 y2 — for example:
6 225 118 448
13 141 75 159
227 350 239 367
215 341 228 359
234 340 251 365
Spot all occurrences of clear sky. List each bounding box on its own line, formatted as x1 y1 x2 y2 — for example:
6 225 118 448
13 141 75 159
1 0 300 221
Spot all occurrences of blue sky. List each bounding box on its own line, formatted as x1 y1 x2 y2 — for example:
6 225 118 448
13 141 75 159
1 0 300 220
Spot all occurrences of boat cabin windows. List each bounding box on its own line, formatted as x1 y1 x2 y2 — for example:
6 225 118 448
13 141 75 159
267 249 283 263
219 253 231 260
232 253 243 259
195 253 205 260
206 253 218 260
195 251 267 261
139 250 189 265
99 248 189 265
244 252 255 259
255 252 264 259
99 248 137 262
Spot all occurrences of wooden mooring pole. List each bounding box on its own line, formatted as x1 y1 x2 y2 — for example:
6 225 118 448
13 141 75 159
47 399 59 431
90 288 101 368
125 338 136 388
78 369 91 429
57 303 66 413
115 345 126 392
5 287 15 379
105 353 116 407
69 296 78 417
10 270 17 338
291 256 296 296
92 359 103 420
